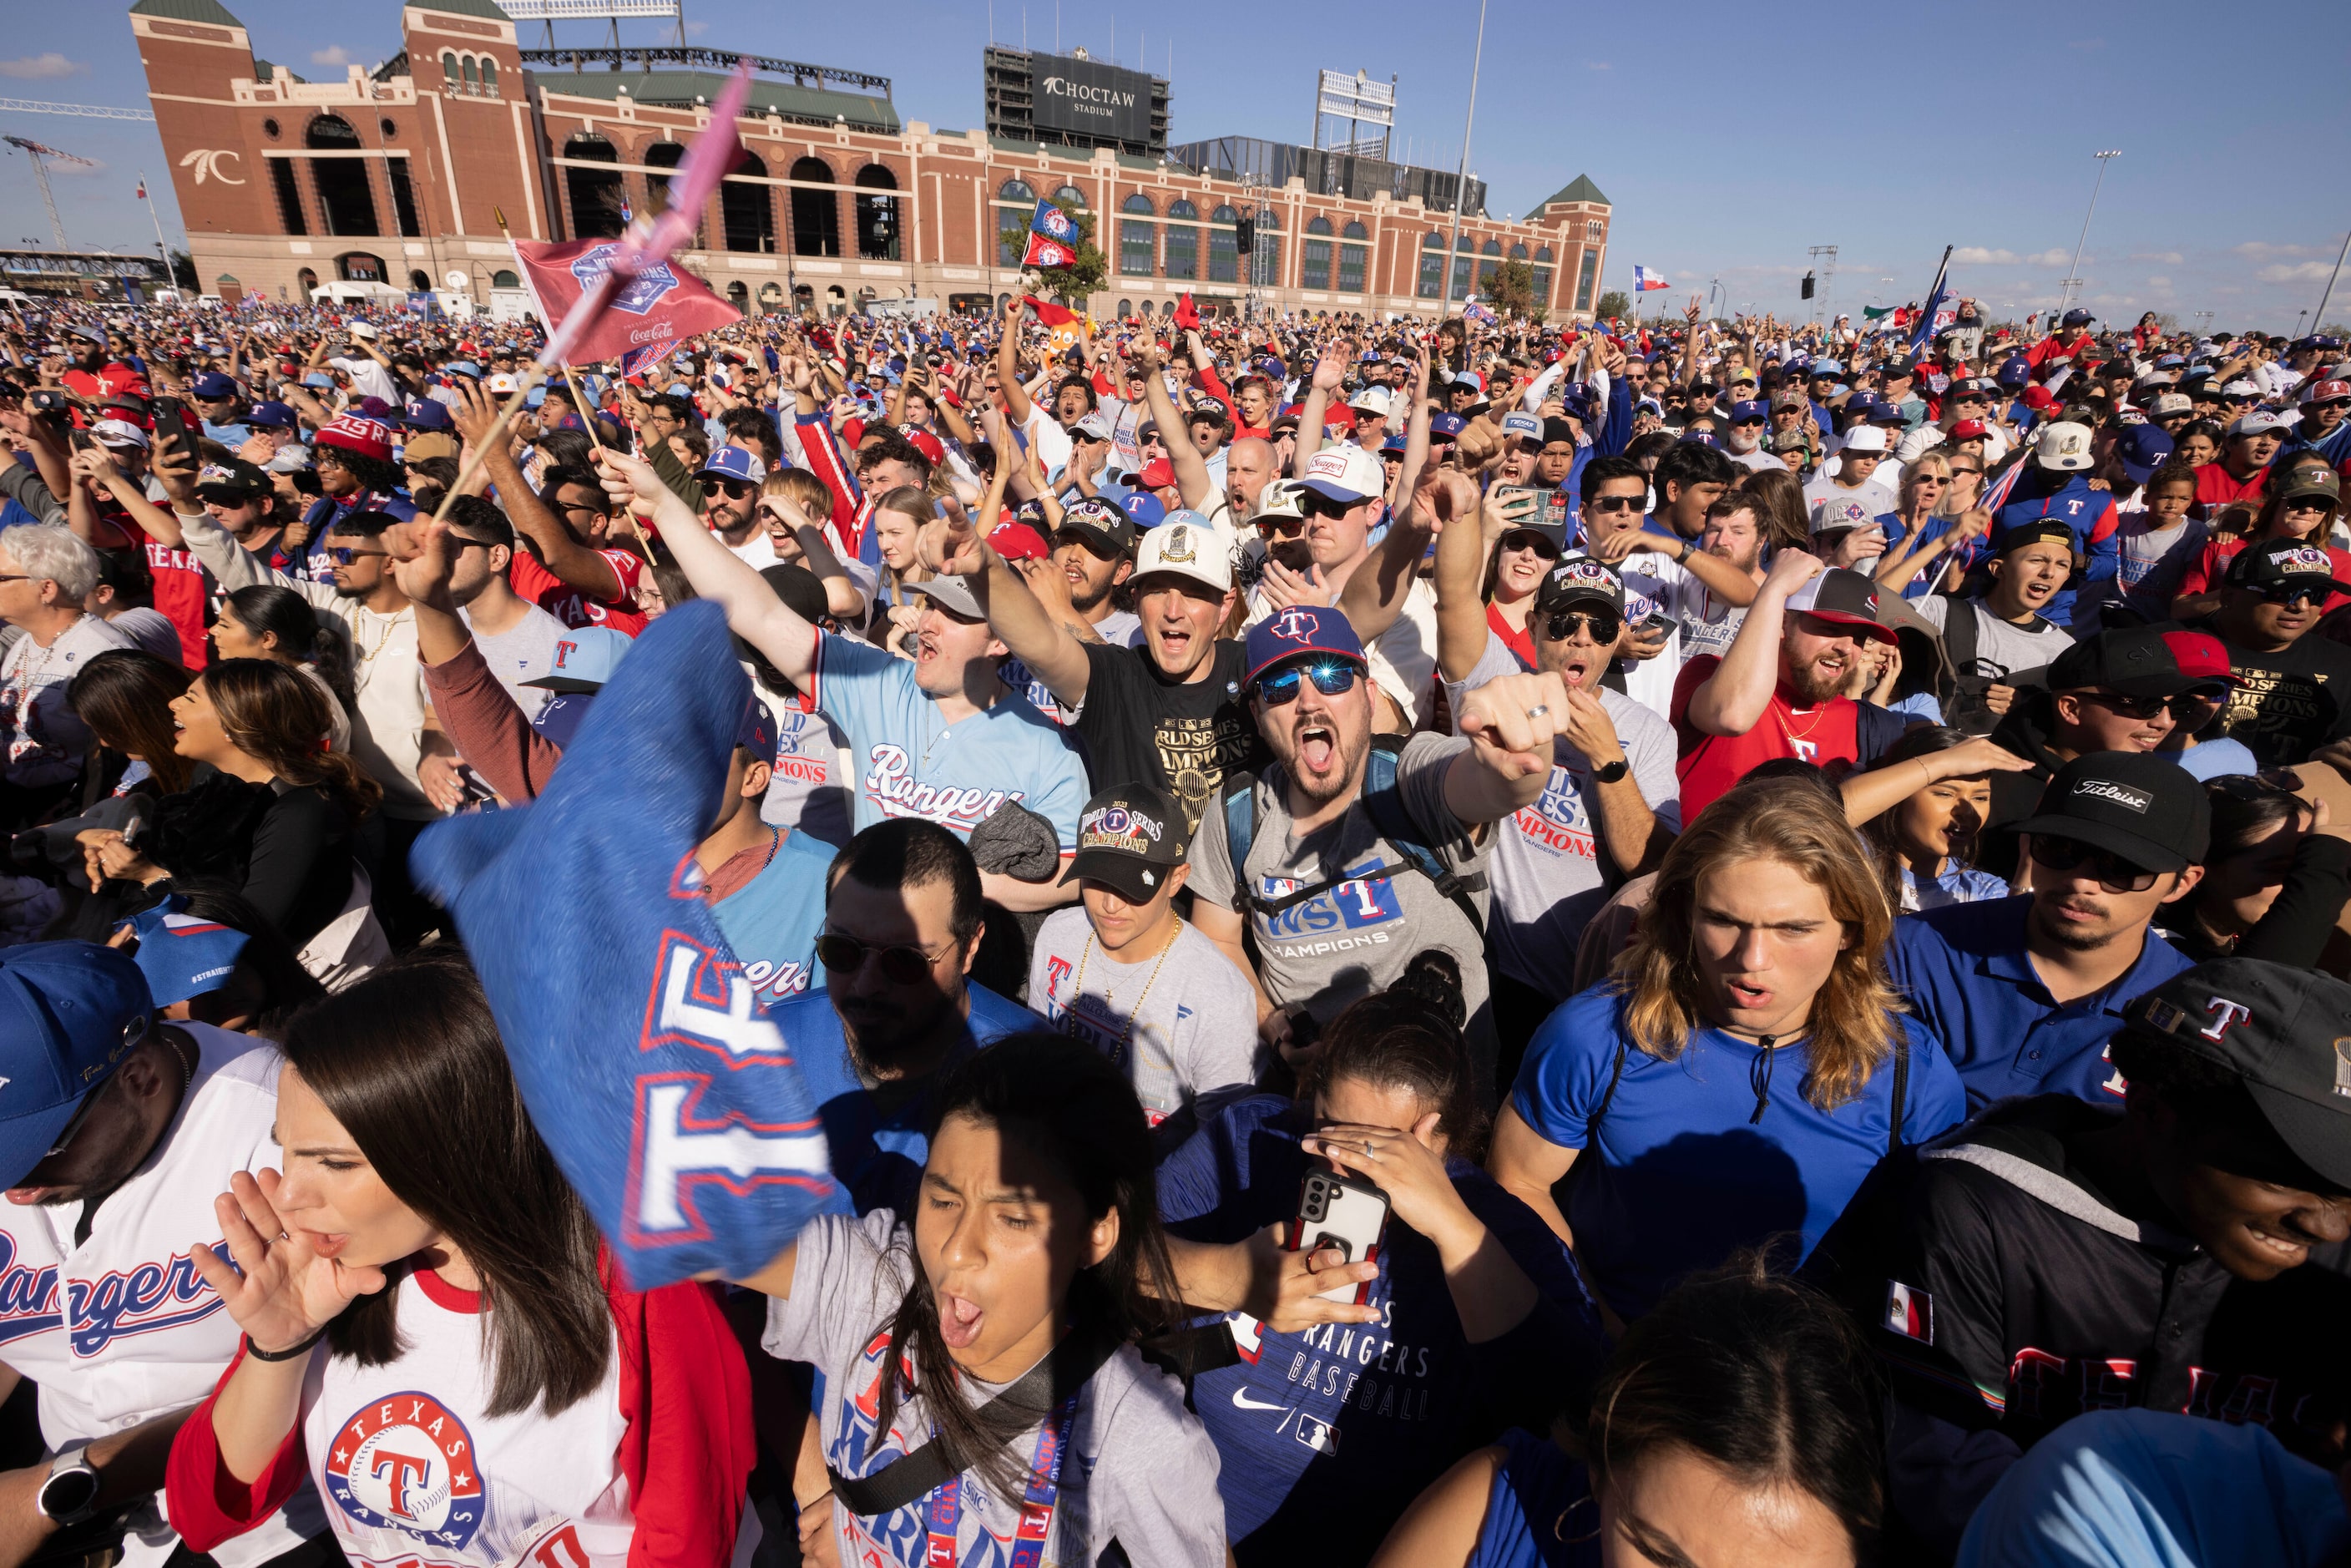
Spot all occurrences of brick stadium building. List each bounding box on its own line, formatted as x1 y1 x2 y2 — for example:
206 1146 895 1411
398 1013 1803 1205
133 0 1614 321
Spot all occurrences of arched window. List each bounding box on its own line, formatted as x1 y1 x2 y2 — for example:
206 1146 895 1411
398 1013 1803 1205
726 281 750 316
1118 299 1134 319
1533 245 1555 308
478 58 496 94
790 156 840 257
1164 199 1198 281
306 114 379 237
758 281 784 312
1053 185 1087 209
461 57 478 89
440 51 458 85
492 269 519 288
407 268 430 291
642 140 690 241
1209 204 1239 284
563 131 624 239
1302 215 1334 291
996 179 1038 267
853 164 898 261
1339 220 1368 295
1479 235 1504 291
724 150 776 254
1509 242 1529 260
1418 231 1444 298
1120 192 1155 277
336 251 386 283
1453 233 1476 299
296 266 319 296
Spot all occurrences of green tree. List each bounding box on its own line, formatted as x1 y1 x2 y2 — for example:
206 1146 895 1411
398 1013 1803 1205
1594 289 1631 322
999 198 1108 306
1490 259 1546 323
169 250 198 290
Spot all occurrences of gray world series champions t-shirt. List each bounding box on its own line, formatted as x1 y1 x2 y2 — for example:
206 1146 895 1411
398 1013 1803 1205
1027 908 1261 1125
765 1210 1227 1568
1186 731 1498 1088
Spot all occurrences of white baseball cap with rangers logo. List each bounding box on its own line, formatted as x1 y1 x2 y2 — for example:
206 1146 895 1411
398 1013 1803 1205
1296 444 1386 506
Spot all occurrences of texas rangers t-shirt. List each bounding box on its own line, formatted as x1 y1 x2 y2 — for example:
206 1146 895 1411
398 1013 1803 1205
1443 633 1681 999
1025 908 1260 1123
508 548 649 637
707 827 835 1012
804 630 1087 853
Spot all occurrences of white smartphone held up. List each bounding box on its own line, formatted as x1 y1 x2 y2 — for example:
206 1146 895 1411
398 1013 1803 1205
1292 1169 1390 1304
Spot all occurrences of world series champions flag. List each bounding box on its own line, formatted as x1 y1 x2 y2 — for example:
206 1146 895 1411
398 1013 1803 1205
508 236 742 370
412 602 839 1287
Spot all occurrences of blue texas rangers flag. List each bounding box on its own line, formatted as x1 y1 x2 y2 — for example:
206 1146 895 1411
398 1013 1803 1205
412 601 839 1288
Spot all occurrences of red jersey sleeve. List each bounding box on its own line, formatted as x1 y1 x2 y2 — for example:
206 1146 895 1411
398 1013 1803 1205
607 1266 756 1568
1670 654 1722 731
163 1343 312 1552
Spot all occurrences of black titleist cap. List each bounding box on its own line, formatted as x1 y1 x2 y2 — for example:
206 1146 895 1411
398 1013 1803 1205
2011 751 2209 874
2127 958 2351 1191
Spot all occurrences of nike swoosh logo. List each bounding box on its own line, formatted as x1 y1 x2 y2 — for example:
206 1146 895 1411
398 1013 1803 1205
1231 1388 1289 1413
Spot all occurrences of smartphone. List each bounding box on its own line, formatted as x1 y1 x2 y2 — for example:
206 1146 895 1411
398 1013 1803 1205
152 394 198 453
1493 485 1570 538
1292 1168 1389 1304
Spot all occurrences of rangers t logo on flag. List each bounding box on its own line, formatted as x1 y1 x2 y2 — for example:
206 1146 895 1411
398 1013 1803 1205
1031 198 1079 245
1885 1280 1934 1344
1022 231 1077 271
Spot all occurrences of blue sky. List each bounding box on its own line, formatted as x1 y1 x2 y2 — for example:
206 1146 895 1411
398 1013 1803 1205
7 0 2348 331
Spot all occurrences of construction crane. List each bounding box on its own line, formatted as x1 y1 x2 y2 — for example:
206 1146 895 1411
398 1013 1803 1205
0 98 155 122
3 135 99 250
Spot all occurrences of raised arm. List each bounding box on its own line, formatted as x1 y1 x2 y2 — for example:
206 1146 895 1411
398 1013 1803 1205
995 298 1034 427
924 453 1092 706
447 380 623 601
1132 336 1215 513
1292 340 1349 477
600 450 815 685
1434 484 1514 684
1684 549 1822 736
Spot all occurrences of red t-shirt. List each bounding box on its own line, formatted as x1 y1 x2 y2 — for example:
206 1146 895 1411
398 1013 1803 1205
509 546 649 636
92 505 210 668
1671 655 1862 822
2196 461 2269 513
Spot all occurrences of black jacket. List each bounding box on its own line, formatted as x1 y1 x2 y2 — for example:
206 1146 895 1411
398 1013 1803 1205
1802 1095 2351 1562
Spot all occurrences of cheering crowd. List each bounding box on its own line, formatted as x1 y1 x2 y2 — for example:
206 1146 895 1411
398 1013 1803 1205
0 285 2348 1568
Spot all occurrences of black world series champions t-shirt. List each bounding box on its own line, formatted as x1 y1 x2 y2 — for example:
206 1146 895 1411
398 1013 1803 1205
2199 621 2351 767
1075 640 1266 835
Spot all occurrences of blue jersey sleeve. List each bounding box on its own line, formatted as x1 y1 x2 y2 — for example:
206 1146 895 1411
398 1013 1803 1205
807 630 911 757
1509 988 1631 1151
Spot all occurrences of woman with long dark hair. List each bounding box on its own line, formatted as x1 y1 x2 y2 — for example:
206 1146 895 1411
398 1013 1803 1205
82 660 383 969
210 584 354 748
746 1033 1226 1567
1150 979 1606 1565
66 648 195 799
165 950 755 1568
1846 726 2020 912
1372 1261 1886 1567
2159 772 2351 968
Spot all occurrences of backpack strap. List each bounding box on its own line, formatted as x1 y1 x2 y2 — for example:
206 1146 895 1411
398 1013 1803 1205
1358 736 1487 933
1221 770 1258 918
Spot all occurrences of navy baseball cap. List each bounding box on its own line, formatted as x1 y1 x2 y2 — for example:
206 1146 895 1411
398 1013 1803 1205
1729 399 1767 422
1427 412 1467 443
1246 604 1368 686
2061 307 2096 328
530 692 594 749
0 943 154 1191
116 897 250 1009
736 695 777 758
2116 423 2176 486
246 400 299 431
696 446 767 486
399 397 454 432
522 625 633 694
190 371 238 400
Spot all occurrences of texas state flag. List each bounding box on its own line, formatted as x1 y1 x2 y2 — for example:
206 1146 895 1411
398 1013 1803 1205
1633 266 1669 291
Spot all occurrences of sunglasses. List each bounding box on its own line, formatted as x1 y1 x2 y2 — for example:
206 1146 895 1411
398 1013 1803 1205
1255 660 1361 706
1948 466 1984 477
1542 609 1622 643
1587 494 1643 515
2078 689 2204 721
2282 498 2334 513
814 932 959 984
327 546 390 565
2030 835 2159 894
706 479 756 500
1299 493 1362 520
2259 584 2330 609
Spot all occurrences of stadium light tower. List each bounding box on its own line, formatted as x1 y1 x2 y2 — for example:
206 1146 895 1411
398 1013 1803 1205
1438 0 1488 316
2055 150 2121 316
3 135 99 249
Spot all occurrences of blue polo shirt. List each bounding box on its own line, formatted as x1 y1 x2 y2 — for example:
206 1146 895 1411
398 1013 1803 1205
1886 893 2195 1112
1514 988 1964 1320
770 979 1044 1221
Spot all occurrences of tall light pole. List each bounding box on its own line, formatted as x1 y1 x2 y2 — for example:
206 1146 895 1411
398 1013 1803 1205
2312 225 2351 337
2055 149 2121 316
1438 0 1488 317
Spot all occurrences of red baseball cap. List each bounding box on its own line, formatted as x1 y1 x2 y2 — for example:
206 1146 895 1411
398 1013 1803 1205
988 520 1050 562
1949 418 1990 440
2021 386 2059 411
2304 379 2351 406
1136 458 1176 489
2162 629 2242 690
905 428 946 465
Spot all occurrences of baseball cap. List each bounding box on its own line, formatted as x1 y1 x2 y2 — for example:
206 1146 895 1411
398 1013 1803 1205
1534 555 1625 616
1297 444 1386 507
521 625 634 693
2116 423 2176 485
1809 359 1846 378
1841 425 1889 455
1056 495 1137 557
115 896 250 1009
696 447 766 487
487 372 521 395
265 444 314 475
1426 412 1467 443
2013 751 2209 876
398 397 455 432
904 575 988 620
1131 513 1231 594
1772 428 1813 454
2151 392 2194 419
195 458 270 503
1251 480 1309 529
1948 418 1990 442
2021 385 2060 412
1499 410 1544 444
2126 959 2351 1190
1730 399 1767 422
2060 307 2096 328
1995 518 2076 558
1867 402 1909 425
1350 386 1393 416
403 431 458 463
2160 629 2239 692
2227 411 2289 438
1246 603 1368 685
1810 497 1878 538
246 400 299 431
2049 626 2192 698
189 371 238 400
2221 380 2263 401
2303 379 2351 407
1134 458 1177 490
314 414 396 465
2276 468 2342 508
1997 355 2032 388
1123 493 1168 529
1071 411 1115 441
92 417 149 450
2036 421 2096 472
988 520 1051 562
1059 781 1189 904
2223 539 2351 598
736 695 778 759
0 943 154 1191
1784 568 1898 645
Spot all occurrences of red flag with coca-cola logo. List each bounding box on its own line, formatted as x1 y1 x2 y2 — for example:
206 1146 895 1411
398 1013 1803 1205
509 236 741 369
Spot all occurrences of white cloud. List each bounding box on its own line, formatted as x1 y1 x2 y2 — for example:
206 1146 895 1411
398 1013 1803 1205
2130 251 2183 266
0 52 86 78
2259 261 2334 284
2236 241 2313 260
1952 247 2071 267
1585 60 1611 70
2146 276 2172 289
684 18 709 35
2024 248 2071 267
48 156 104 177
311 44 351 67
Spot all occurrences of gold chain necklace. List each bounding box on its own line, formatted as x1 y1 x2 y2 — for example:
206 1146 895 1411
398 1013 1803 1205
1063 916 1183 1066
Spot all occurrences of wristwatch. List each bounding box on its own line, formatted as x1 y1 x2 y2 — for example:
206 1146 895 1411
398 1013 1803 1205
1591 757 1630 784
34 1443 100 1525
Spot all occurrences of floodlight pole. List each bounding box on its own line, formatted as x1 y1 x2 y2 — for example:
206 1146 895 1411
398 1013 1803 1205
2056 149 2120 316
1438 0 1487 316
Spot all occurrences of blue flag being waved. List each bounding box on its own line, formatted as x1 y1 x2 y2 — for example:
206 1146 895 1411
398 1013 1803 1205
412 601 838 1288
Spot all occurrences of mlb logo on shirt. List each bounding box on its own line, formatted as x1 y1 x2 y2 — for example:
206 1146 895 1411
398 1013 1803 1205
1293 1414 1340 1454
1884 1280 1934 1345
